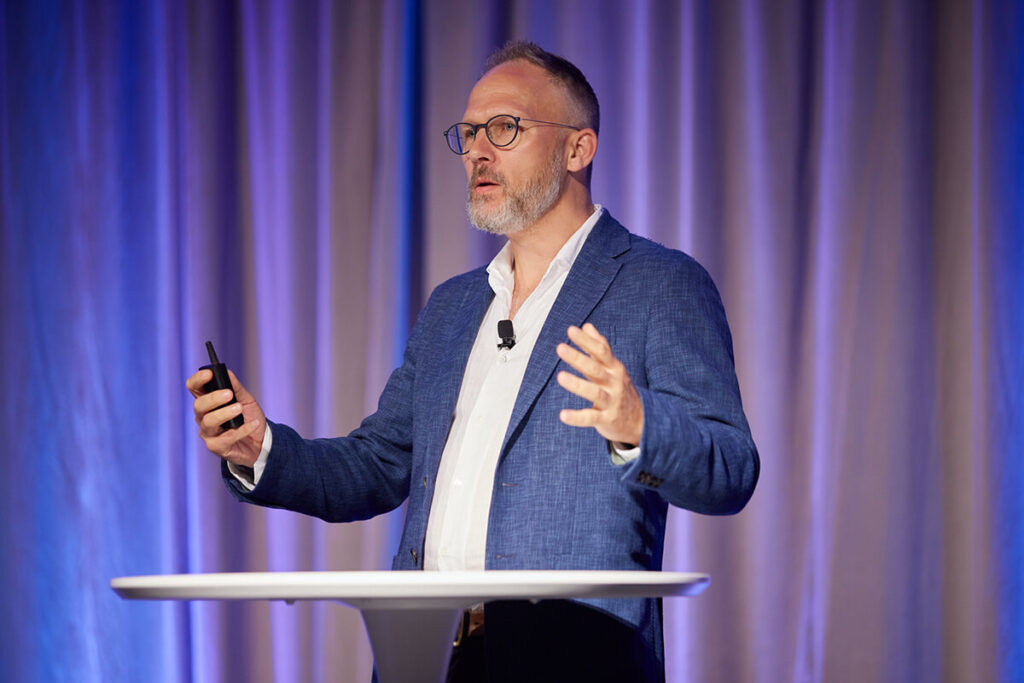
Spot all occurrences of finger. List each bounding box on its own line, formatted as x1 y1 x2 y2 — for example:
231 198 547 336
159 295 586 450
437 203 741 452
201 401 245 434
567 324 615 365
194 388 237 418
559 407 602 427
186 369 214 397
557 342 609 383
581 322 607 343
203 417 263 458
557 370 609 407
568 325 631 385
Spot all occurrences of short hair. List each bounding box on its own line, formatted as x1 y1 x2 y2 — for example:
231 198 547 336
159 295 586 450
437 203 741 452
484 40 600 136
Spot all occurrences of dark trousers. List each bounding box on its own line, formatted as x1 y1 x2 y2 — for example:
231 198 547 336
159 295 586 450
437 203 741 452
445 600 663 683
446 630 487 683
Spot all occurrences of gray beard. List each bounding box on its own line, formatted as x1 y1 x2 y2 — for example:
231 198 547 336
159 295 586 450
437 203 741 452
466 150 565 236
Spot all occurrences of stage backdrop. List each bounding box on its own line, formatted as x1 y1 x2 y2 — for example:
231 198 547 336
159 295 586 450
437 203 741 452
1 1 1021 681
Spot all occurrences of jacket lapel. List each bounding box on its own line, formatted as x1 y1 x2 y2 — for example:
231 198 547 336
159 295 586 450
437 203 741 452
420 270 493 475
499 213 632 458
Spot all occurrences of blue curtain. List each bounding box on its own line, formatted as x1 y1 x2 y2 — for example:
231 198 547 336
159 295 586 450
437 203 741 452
1 1 1021 681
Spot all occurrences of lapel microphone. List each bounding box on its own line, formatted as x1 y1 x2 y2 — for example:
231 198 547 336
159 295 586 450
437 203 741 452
497 319 516 350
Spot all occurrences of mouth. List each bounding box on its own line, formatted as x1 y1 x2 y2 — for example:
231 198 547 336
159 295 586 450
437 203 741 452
470 168 503 194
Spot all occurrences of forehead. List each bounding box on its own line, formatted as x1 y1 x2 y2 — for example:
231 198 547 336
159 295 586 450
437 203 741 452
462 60 565 121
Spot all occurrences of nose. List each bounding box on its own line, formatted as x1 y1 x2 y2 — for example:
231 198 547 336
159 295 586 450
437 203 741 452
466 130 496 165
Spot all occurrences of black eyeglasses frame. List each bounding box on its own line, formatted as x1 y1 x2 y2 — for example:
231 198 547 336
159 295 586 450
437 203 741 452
443 114 581 155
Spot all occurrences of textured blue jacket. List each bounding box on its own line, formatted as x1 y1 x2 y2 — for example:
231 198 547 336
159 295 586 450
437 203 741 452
225 211 759 680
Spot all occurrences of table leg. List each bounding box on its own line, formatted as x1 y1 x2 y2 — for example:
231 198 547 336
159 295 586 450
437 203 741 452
361 607 463 683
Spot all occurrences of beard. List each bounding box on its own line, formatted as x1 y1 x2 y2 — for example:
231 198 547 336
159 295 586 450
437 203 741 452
466 146 566 236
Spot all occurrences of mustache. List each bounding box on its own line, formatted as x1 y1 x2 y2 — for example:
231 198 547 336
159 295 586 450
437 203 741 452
469 166 505 188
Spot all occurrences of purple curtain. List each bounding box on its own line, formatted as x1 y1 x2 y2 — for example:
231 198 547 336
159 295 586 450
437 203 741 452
1 1 1021 681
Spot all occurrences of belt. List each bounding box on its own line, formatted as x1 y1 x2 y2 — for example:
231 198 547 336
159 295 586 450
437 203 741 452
452 604 485 647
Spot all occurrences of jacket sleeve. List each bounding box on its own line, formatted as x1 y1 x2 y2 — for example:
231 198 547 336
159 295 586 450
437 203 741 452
619 256 760 515
220 292 440 523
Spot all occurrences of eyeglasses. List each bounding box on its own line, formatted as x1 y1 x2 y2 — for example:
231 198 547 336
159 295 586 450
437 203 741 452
443 114 580 155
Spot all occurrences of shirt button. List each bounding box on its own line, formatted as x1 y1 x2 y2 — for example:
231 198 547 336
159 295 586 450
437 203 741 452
453 479 463 487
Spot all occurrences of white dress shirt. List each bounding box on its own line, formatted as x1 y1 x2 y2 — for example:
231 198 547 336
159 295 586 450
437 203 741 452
423 207 604 570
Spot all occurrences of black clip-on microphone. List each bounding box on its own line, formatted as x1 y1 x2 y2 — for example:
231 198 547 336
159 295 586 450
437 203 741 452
497 319 516 350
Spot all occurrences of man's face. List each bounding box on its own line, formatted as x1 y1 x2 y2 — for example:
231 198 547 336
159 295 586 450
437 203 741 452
460 61 572 235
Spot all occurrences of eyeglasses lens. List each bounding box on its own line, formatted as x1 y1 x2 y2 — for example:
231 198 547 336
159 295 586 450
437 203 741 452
445 116 520 154
486 116 518 146
446 124 471 154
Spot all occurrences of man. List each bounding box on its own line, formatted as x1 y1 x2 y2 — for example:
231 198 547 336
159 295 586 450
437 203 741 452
188 41 758 683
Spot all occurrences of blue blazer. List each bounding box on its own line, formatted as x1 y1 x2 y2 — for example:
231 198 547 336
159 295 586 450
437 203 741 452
226 211 759 677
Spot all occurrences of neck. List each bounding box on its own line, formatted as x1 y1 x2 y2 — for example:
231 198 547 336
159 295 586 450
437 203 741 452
506 187 594 299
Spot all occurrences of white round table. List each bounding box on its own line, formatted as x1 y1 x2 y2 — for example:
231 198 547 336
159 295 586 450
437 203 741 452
112 570 709 683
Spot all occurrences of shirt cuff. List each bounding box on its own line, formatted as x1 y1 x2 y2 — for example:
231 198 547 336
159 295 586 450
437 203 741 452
226 424 272 491
609 441 640 465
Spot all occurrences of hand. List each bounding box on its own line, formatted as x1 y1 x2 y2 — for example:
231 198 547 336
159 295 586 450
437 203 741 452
556 323 644 447
186 368 266 468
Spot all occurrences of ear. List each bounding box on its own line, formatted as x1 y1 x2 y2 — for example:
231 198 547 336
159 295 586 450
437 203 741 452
565 128 598 173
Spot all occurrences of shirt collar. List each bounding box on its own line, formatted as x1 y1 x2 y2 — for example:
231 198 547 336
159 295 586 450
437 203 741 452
486 205 604 296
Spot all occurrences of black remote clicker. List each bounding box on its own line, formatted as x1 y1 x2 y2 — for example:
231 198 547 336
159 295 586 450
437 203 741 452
200 341 245 431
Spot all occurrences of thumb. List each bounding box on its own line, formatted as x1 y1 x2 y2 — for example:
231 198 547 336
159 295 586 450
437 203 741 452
227 368 255 403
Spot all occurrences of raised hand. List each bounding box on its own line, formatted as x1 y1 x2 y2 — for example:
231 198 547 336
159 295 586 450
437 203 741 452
556 323 644 447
